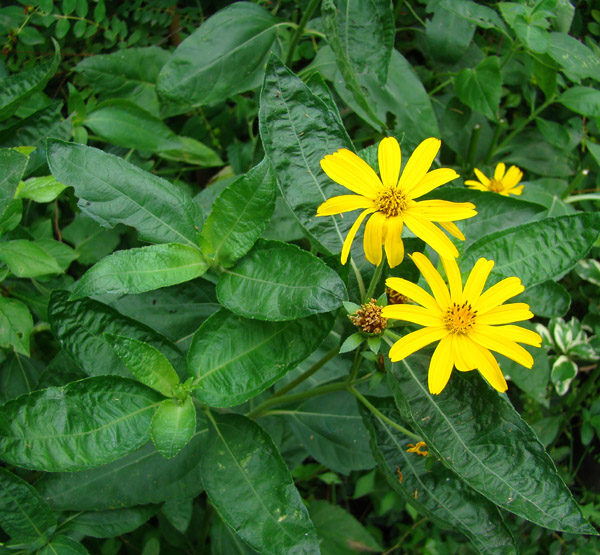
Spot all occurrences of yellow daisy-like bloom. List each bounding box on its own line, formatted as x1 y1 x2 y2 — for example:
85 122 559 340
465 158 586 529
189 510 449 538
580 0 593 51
381 252 542 395
465 163 524 196
316 137 477 268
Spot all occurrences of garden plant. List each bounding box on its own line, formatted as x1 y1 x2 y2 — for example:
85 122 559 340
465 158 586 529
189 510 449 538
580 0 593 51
0 0 600 553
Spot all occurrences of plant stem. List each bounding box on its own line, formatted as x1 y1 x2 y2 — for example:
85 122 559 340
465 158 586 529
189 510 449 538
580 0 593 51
484 119 504 165
364 259 385 303
496 97 555 153
562 169 590 198
428 77 454 97
465 124 481 172
285 0 321 66
347 344 365 383
351 258 366 300
349 387 421 441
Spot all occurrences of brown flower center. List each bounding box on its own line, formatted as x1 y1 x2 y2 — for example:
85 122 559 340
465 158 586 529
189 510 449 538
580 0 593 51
375 188 407 217
350 299 388 334
386 287 410 306
488 178 505 193
444 301 477 334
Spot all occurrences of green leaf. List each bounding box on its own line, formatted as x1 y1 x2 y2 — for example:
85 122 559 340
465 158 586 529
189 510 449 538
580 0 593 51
48 290 186 379
201 159 276 268
71 243 208 299
308 499 382 554
425 4 474 64
217 240 347 321
0 467 57 550
36 417 207 510
455 56 502 121
151 397 196 459
551 354 578 396
514 17 550 53
0 239 77 277
360 396 518 554
62 213 121 266
559 86 600 117
547 32 600 82
462 213 600 287
58 506 156 539
47 139 203 248
440 0 507 31
259 56 354 255
211 513 259 555
202 413 319 554
38 535 89 555
84 100 222 167
535 118 570 149
0 352 43 402
0 148 28 218
105 334 180 396
188 309 334 407
0 39 60 120
389 356 595 534
157 2 282 108
516 280 570 318
15 175 68 203
0 297 33 356
284 391 375 474
0 376 162 471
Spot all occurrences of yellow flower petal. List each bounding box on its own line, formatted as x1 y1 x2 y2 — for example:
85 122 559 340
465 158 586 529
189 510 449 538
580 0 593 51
488 324 542 346
378 137 401 189
320 149 381 198
494 162 506 181
385 277 439 312
503 165 523 188
441 256 462 302
399 138 441 193
472 343 507 392
439 221 465 241
409 168 459 199
473 168 490 186
316 194 374 216
511 185 524 195
476 303 533 325
341 208 375 264
389 326 447 362
428 335 454 394
384 216 404 268
363 211 386 265
382 304 444 327
470 325 534 368
474 277 524 314
460 258 494 305
411 252 451 308
452 334 474 371
412 199 477 222
404 212 459 259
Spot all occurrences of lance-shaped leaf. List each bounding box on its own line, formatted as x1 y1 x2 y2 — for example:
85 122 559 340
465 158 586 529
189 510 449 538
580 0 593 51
0 376 162 472
0 149 28 218
0 467 57 551
157 2 282 108
15 175 68 203
0 239 77 278
188 309 334 407
36 416 208 511
217 240 347 321
38 536 89 555
259 56 354 255
389 356 595 534
47 139 203 248
71 243 208 299
0 297 33 356
105 334 180 396
202 413 319 554
361 396 517 554
48 290 186 380
462 212 600 287
151 397 196 459
201 159 276 268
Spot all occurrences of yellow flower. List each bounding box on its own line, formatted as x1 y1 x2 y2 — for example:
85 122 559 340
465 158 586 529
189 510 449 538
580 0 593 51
465 163 524 196
406 441 428 457
316 137 476 268
382 253 542 395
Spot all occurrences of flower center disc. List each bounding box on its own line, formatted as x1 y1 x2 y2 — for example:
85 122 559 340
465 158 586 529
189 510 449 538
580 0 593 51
375 188 407 217
488 178 504 193
444 302 476 334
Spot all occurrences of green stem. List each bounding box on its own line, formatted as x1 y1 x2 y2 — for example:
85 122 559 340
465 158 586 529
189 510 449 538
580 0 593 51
428 77 454 97
273 344 340 398
465 124 481 172
496 97 555 153
285 0 321 66
349 387 421 441
350 258 366 300
347 344 365 384
484 119 505 165
562 169 590 198
364 259 385 303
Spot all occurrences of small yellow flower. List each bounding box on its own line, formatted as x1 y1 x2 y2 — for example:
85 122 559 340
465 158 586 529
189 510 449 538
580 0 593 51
406 441 428 457
316 137 476 268
465 163 524 196
382 253 542 395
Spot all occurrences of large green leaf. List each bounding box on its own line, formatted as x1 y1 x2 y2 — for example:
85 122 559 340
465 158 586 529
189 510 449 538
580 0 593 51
389 356 595 533
84 100 222 167
0 352 42 402
201 159 276 268
38 535 89 555
517 280 570 318
188 309 334 407
47 139 203 248
157 2 282 108
284 391 375 475
0 376 162 471
0 297 33 356
48 290 186 379
62 213 121 266
425 3 474 63
71 243 208 299
217 240 347 321
462 213 600 287
211 514 259 555
0 39 60 120
259 56 354 255
0 148 28 218
559 86 600 118
0 467 56 550
455 57 502 121
361 397 517 554
202 413 319 554
36 417 207 510
151 397 196 459
0 239 77 278
547 32 600 82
